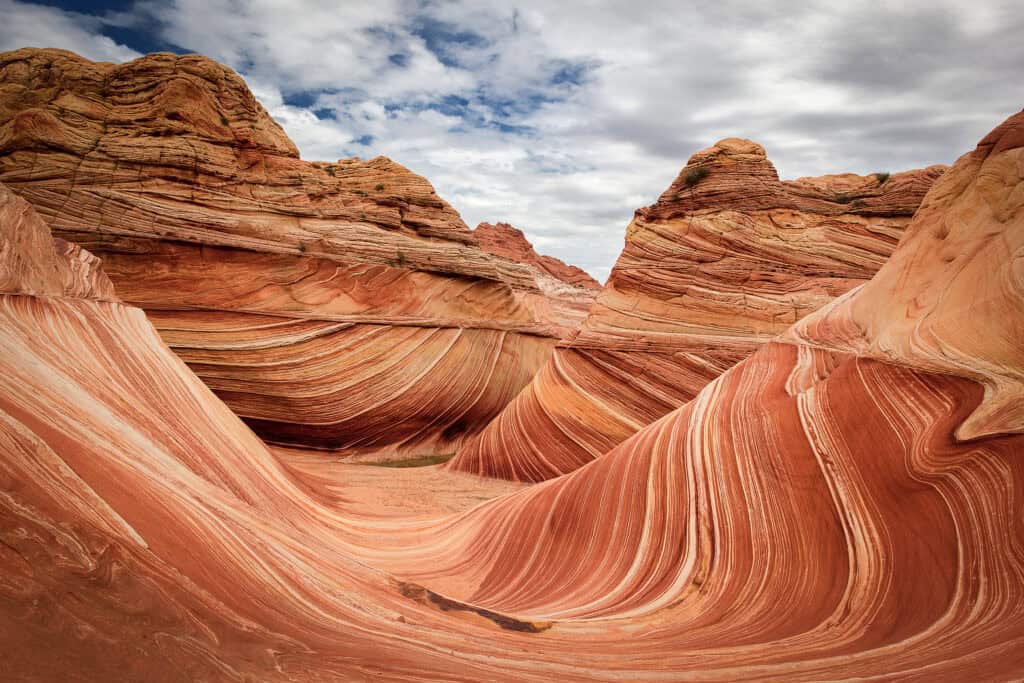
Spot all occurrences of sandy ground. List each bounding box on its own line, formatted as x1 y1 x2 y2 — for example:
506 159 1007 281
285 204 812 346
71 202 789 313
272 446 526 519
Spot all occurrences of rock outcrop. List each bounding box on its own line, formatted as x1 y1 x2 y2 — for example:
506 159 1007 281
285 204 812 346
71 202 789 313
0 184 509 680
0 183 117 300
474 221 599 328
448 138 946 481
2 111 1021 681
474 221 601 289
0 48 588 456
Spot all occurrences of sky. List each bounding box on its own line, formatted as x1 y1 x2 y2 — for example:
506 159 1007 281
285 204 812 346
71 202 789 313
1 1 1021 282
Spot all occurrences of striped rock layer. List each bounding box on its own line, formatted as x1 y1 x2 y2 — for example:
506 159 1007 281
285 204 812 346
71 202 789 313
473 221 601 328
1 110 1022 682
0 48 596 456
473 220 602 290
449 139 946 481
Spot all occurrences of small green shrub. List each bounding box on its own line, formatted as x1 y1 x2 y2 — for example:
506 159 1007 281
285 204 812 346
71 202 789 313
874 171 891 184
835 193 853 204
683 166 710 187
374 183 385 191
395 250 407 268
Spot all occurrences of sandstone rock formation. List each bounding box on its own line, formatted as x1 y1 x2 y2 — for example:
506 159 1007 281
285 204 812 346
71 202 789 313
0 47 589 457
474 221 600 328
2 110 1021 681
474 221 601 289
0 184 511 680
368 109 1024 678
0 183 116 301
448 139 945 481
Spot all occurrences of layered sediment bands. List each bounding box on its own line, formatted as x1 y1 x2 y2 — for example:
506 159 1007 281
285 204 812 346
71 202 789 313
473 222 600 290
784 112 1024 441
449 138 945 480
474 221 600 328
0 48 586 454
398 345 1024 633
2 112 1023 681
375 111 1024 678
0 184 116 300
0 188 520 680
2 114 1024 679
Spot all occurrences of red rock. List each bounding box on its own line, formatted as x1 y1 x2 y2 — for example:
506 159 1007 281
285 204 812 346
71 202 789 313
0 48 591 457
0 183 116 301
474 221 601 289
448 138 945 481
1 110 1021 681
383 110 1024 680
473 221 599 328
784 110 1024 441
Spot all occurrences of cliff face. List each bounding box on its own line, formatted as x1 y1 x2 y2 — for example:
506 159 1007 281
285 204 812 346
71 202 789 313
448 138 946 481
0 48 588 456
1 111 1021 682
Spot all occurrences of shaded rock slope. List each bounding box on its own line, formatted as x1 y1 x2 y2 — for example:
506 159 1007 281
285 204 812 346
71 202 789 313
474 221 600 328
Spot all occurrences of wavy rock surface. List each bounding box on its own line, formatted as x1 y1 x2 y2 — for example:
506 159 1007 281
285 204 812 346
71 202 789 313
2 111 1022 681
0 48 588 456
449 140 945 481
371 109 1024 678
0 185 523 680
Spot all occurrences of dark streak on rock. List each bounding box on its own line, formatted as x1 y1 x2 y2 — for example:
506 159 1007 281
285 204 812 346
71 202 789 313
396 580 552 633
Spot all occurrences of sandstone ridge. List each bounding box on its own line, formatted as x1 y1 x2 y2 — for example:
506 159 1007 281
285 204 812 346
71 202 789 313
0 110 1021 681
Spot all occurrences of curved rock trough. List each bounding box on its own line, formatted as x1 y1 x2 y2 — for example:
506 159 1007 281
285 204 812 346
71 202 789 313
1 47 1022 682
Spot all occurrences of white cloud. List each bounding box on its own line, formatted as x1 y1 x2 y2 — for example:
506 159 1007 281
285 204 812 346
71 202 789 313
3 0 1022 282
0 0 140 63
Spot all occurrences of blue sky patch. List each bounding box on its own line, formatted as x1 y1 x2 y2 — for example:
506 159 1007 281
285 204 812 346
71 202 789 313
409 17 487 68
282 90 322 109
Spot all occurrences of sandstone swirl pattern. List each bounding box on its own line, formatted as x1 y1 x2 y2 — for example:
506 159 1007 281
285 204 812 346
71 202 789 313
371 110 1024 677
0 48 595 457
448 139 945 481
1 109 1022 681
